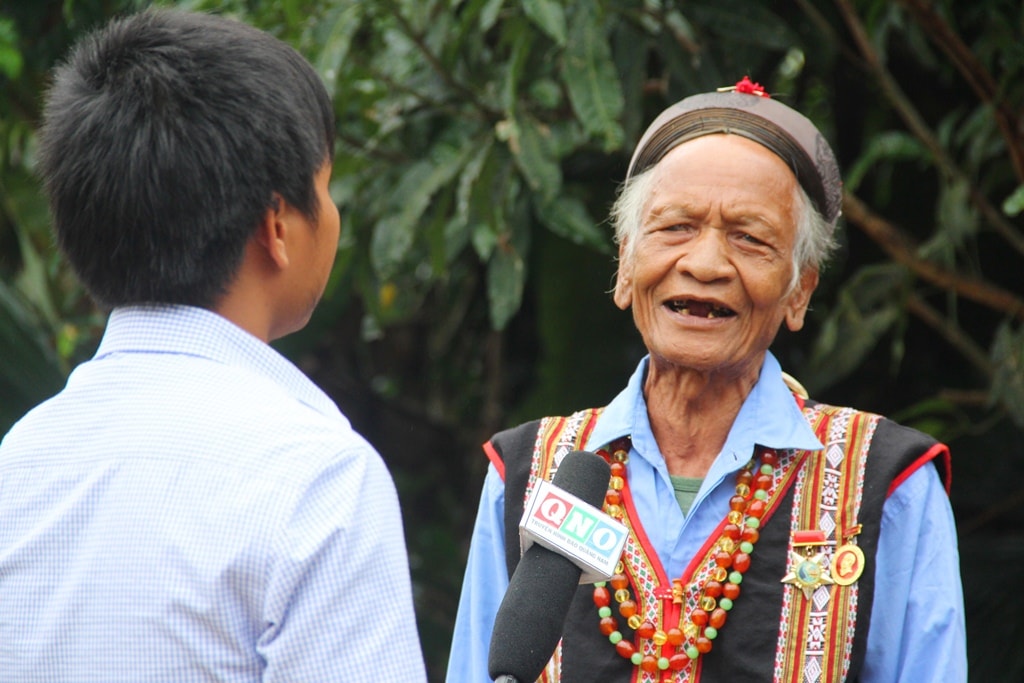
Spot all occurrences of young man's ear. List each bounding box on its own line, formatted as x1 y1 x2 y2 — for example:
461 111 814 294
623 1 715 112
254 194 289 269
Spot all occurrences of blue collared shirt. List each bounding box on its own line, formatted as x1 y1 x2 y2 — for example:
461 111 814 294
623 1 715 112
0 305 427 682
446 353 966 682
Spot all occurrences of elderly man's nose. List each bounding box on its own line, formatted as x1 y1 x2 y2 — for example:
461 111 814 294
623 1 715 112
677 231 731 280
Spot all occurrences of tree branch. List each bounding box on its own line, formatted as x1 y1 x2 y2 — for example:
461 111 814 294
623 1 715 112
904 294 993 378
843 191 1024 322
896 0 1024 182
833 0 1024 258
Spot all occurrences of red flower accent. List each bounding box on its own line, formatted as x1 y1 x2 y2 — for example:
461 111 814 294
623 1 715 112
733 76 769 98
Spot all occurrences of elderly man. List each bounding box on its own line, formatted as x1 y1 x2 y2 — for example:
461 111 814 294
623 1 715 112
446 79 966 682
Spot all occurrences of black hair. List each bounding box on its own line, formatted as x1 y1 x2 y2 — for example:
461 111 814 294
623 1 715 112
36 9 336 308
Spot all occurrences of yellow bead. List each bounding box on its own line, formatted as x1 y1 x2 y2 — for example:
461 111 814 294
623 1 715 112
735 483 751 497
712 567 728 582
615 561 625 574
700 596 717 611
605 505 623 518
609 476 625 491
652 630 668 646
727 510 744 525
613 449 629 463
615 589 631 603
719 537 735 553
627 614 643 630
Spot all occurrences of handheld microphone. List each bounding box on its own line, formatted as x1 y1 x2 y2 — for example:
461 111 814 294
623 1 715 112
487 450 613 683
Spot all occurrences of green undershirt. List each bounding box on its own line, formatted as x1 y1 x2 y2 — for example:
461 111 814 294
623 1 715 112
670 475 704 517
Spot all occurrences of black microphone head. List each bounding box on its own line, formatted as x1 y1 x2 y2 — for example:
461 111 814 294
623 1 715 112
550 450 612 508
487 450 612 682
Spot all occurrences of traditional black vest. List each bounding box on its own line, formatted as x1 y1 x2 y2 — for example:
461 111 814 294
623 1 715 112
487 400 950 683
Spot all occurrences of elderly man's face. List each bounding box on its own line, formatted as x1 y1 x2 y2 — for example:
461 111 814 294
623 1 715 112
614 134 817 376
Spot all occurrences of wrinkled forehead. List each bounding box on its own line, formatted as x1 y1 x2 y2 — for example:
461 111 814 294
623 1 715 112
628 92 842 227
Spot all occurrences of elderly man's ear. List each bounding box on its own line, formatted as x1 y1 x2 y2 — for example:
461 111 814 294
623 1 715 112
613 243 633 310
784 268 819 332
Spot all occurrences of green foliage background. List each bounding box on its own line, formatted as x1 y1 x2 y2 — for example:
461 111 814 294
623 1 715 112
2 0 1022 679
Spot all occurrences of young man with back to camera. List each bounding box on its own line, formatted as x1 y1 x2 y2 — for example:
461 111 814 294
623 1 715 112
0 10 426 682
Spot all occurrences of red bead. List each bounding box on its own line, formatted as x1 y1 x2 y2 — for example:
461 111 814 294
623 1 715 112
709 608 727 629
637 621 656 639
733 552 751 573
691 608 709 626
722 523 742 540
610 573 629 590
696 636 713 654
737 469 753 486
669 653 689 670
714 550 732 567
605 489 622 506
666 628 684 645
641 655 659 673
729 494 747 511
723 583 741 600
615 639 636 659
599 617 618 636
740 526 760 544
704 580 723 598
761 449 778 466
610 462 626 478
747 499 766 519
593 586 611 607
619 599 637 618
754 473 772 490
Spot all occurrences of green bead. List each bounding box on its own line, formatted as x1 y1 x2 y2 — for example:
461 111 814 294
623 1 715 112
729 571 743 585
740 541 754 554
686 645 700 659
598 606 612 618
631 652 643 666
760 464 773 475
609 631 622 644
745 516 760 529
594 581 607 588
658 657 670 670
704 627 718 640
753 489 768 501
720 597 734 611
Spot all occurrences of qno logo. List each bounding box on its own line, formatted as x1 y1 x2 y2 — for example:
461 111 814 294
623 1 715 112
533 490 626 560
534 490 573 528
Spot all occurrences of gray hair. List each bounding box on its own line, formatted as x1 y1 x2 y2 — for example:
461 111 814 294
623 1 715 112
610 166 838 294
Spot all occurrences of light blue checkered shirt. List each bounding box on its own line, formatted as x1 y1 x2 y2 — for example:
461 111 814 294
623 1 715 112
0 305 426 682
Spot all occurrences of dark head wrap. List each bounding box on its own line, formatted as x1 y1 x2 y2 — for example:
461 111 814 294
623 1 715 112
627 82 842 227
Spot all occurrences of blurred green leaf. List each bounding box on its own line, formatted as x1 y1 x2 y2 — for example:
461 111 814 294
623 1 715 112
0 281 65 430
1003 185 1024 217
487 242 525 330
509 116 561 201
523 0 567 47
844 131 929 192
562 3 623 152
990 321 1024 429
534 195 610 253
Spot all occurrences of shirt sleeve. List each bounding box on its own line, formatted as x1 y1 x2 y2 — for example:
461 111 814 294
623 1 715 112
446 464 509 683
258 442 427 682
861 462 967 683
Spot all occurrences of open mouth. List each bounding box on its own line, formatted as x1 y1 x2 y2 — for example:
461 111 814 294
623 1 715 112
666 299 736 319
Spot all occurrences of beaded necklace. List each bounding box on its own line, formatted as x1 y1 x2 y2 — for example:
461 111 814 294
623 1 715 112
592 437 779 678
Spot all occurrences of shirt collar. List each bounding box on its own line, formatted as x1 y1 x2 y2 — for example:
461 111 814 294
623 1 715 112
94 305 343 420
586 352 823 470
